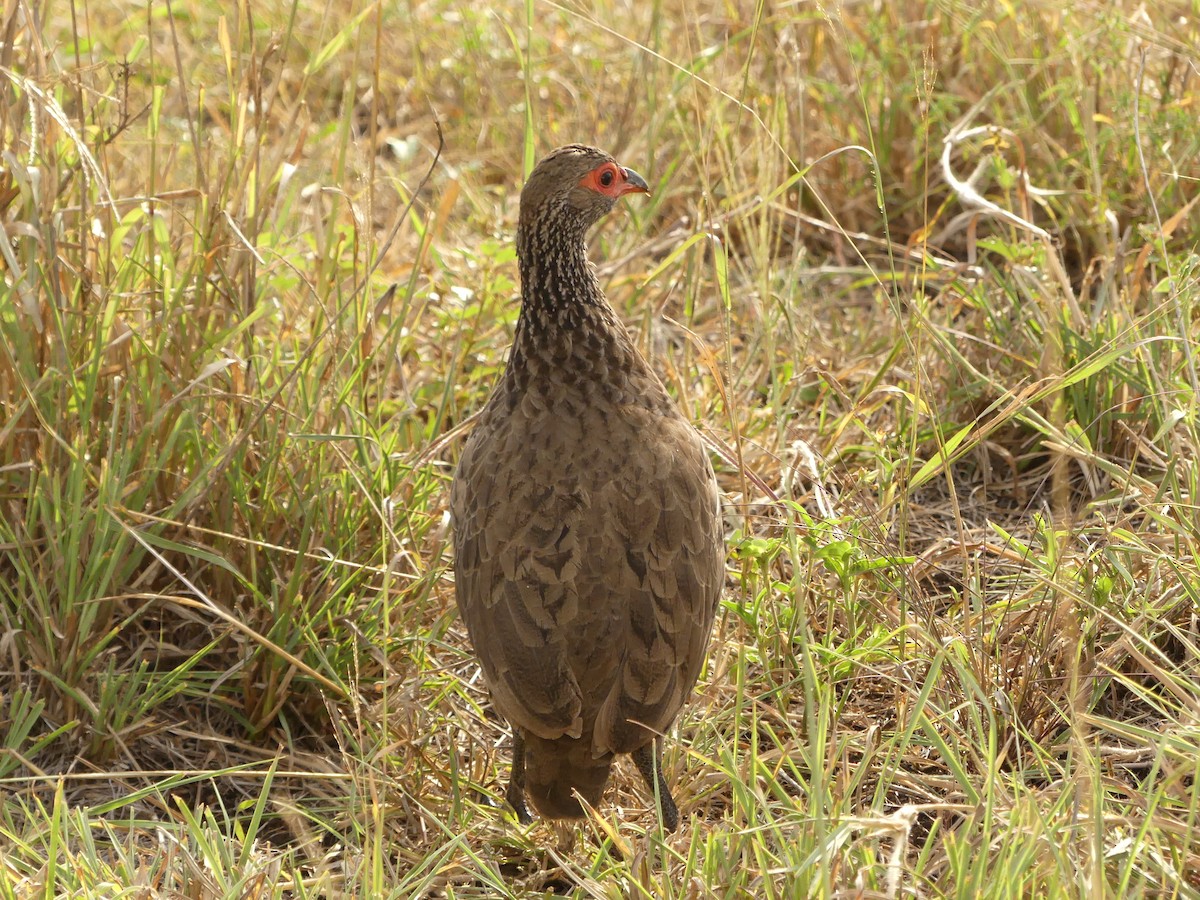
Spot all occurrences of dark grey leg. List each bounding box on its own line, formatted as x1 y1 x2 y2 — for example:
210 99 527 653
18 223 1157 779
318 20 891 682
633 740 679 832
505 728 533 824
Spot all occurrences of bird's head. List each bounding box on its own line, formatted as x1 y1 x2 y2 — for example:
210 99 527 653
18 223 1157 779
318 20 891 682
518 144 649 246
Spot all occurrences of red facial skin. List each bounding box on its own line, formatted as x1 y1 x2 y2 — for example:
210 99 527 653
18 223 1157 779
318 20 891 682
578 161 651 199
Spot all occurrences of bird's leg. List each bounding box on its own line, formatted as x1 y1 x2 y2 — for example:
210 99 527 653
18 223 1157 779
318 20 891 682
633 739 679 833
505 728 534 824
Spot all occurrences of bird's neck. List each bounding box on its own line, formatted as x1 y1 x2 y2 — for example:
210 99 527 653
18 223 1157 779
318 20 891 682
503 232 641 397
516 236 607 327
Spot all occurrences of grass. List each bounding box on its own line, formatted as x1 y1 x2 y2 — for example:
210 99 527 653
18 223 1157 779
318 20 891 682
2 0 1199 895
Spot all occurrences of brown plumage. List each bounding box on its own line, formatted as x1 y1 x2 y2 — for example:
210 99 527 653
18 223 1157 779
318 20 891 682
451 144 724 831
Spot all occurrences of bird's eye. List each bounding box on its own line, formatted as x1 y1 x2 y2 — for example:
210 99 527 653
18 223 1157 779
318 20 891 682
599 168 615 187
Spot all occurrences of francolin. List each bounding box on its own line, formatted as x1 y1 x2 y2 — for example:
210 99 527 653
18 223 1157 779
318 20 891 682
451 145 723 831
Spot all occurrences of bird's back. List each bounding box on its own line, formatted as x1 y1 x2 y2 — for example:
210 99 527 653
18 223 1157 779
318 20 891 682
451 341 722 815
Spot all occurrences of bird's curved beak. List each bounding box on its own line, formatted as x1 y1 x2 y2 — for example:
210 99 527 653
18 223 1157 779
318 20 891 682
620 167 650 196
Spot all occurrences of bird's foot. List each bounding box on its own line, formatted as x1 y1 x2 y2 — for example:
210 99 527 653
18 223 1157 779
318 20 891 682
506 785 534 825
506 728 534 825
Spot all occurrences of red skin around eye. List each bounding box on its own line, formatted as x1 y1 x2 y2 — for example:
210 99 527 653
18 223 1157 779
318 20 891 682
578 163 651 198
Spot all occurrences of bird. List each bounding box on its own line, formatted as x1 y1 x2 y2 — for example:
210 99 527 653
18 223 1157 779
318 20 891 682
450 144 724 832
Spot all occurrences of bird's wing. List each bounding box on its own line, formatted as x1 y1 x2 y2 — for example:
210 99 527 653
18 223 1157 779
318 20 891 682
591 411 724 756
451 419 587 741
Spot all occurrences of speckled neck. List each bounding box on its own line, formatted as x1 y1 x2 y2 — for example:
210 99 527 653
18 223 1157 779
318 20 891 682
503 213 645 402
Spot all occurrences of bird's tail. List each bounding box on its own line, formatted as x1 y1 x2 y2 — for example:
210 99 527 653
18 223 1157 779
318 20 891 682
523 733 613 820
